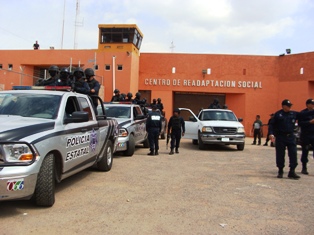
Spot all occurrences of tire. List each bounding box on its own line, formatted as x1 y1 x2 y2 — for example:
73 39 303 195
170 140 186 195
198 133 206 150
97 140 113 171
143 137 149 148
34 153 55 207
192 139 198 145
124 135 135 156
237 143 245 151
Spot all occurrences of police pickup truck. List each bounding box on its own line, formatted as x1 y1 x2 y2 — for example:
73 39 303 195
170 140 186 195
179 108 245 150
0 86 118 207
98 103 149 156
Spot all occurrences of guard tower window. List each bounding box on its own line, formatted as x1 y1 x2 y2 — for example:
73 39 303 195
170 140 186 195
8 64 13 70
0 64 2 69
105 65 111 71
100 27 143 50
117 65 123 71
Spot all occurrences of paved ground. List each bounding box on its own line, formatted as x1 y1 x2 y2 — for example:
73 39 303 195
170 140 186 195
1 137 314 235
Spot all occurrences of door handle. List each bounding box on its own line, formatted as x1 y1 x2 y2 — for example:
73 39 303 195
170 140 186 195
81 128 87 132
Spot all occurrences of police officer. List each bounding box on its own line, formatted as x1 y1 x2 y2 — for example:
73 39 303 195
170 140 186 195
146 105 162 156
111 89 123 102
251 115 263 145
72 67 90 94
298 98 314 175
150 99 157 107
85 68 100 109
125 92 134 103
36 65 59 86
208 98 221 109
167 108 185 155
269 99 301 179
156 98 164 112
134 92 148 114
57 67 71 86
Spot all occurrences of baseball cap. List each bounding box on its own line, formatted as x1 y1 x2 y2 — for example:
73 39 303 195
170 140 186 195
282 99 292 107
306 98 314 105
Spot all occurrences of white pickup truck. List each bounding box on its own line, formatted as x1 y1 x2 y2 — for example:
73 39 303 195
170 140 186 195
179 108 245 150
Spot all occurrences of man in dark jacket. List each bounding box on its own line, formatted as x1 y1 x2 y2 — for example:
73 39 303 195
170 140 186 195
85 68 100 110
72 67 90 94
167 108 185 155
146 105 162 156
298 98 314 175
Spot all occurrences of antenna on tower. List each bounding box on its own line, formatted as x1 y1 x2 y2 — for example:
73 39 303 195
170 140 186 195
74 0 84 49
61 0 66 49
170 41 175 53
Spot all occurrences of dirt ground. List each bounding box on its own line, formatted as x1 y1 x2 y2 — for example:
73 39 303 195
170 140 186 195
1 137 314 235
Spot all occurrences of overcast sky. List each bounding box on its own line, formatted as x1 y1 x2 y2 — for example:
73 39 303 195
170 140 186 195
1 0 313 55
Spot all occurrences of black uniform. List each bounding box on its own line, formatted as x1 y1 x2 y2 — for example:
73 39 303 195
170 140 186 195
36 76 59 86
111 94 123 102
73 79 90 94
168 115 185 153
299 108 314 167
146 109 162 155
87 78 100 108
208 99 221 109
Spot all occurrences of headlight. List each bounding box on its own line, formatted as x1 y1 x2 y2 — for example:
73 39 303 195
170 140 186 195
119 128 128 137
0 143 37 163
201 126 213 132
237 127 245 133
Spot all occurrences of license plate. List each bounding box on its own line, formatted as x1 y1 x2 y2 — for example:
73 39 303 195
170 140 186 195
221 137 229 142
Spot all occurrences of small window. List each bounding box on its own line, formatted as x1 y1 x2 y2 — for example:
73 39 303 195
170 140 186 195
105 65 111 70
94 65 99 70
0 64 2 69
117 65 123 71
8 64 13 70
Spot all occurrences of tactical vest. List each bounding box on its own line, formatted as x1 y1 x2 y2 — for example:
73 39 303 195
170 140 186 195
172 117 181 130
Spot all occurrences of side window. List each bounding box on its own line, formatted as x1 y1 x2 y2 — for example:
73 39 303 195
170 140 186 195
135 106 142 115
78 97 93 120
65 97 78 117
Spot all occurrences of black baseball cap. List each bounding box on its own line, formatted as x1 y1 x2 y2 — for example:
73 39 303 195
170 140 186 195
306 98 314 105
282 99 292 107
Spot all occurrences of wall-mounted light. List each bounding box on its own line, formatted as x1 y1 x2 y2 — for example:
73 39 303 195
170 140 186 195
172 67 176 74
300 67 304 74
286 49 291 54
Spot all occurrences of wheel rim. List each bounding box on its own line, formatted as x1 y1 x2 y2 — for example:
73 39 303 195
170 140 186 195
107 146 112 165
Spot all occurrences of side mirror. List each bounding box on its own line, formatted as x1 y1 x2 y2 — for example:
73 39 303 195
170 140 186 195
64 111 89 124
134 114 145 120
238 118 243 122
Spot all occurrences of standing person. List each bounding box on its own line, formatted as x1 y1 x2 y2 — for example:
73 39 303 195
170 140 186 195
85 68 100 110
72 67 90 94
156 98 164 112
252 115 263 145
33 40 40 50
150 99 157 107
298 98 314 175
125 92 134 102
111 89 123 102
167 108 185 155
146 105 162 156
57 67 71 86
263 114 275 147
208 98 221 109
35 65 59 86
268 99 301 179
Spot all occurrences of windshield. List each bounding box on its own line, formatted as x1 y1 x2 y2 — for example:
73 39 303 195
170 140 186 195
0 93 61 119
199 110 238 121
103 106 131 118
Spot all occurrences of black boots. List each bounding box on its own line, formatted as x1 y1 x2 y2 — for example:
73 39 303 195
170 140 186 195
301 164 309 175
277 168 283 178
175 148 179 154
155 151 159 156
288 168 301 179
169 149 174 155
147 151 154 156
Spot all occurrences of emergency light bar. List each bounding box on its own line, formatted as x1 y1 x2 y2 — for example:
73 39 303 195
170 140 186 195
12 86 72 91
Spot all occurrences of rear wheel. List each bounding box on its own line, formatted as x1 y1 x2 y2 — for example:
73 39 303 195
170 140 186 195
34 153 55 207
198 132 206 150
97 140 113 171
124 135 135 156
237 143 245 151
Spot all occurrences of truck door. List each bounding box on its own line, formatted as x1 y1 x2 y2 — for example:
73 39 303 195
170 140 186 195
62 96 100 173
179 108 199 140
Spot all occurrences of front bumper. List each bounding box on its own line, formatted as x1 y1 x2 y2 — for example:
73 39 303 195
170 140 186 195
0 166 38 201
200 133 245 145
115 137 128 152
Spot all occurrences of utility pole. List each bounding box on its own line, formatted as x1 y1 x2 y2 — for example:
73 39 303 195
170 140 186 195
74 0 83 49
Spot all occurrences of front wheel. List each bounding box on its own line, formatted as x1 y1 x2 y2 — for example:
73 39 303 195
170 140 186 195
237 143 245 151
34 153 55 207
198 133 206 150
97 140 113 171
124 135 135 156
